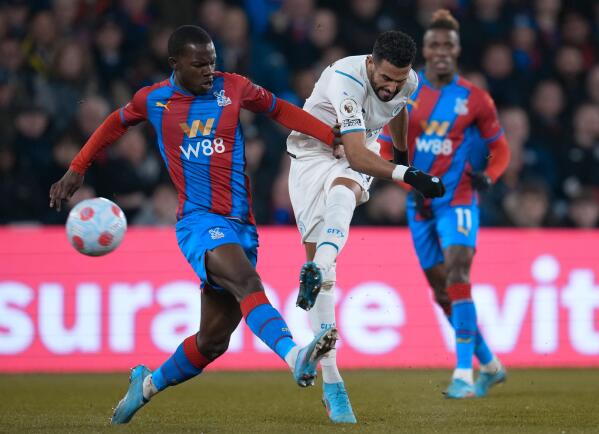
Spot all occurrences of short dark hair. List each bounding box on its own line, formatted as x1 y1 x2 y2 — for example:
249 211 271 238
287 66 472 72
168 25 212 57
372 31 416 68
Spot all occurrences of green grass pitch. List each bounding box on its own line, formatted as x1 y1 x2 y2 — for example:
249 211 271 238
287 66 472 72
1 369 598 433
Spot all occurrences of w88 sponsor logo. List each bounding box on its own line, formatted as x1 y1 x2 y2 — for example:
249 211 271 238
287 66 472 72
415 137 453 156
180 138 225 159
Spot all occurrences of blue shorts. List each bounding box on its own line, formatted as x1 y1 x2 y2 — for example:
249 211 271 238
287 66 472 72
407 203 479 270
176 211 259 289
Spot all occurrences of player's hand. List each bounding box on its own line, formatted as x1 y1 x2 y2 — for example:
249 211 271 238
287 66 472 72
414 191 433 219
403 167 445 199
49 169 84 212
467 171 492 192
330 122 345 159
331 122 342 146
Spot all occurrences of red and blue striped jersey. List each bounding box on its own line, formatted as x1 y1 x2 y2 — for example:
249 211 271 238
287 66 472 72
120 72 277 224
379 71 504 207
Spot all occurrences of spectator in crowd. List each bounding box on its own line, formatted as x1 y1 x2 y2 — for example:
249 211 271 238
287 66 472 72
586 65 599 106
560 10 595 69
339 0 395 55
562 188 599 229
480 42 523 106
93 16 127 94
461 0 512 69
36 40 96 133
560 103 599 199
528 79 567 155
0 144 44 223
267 0 316 70
353 182 407 226
13 103 53 172
114 127 162 193
133 183 178 226
553 45 586 107
510 14 541 76
501 180 555 228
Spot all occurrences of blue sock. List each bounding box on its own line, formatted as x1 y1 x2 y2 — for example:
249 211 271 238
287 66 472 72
152 334 210 391
475 329 494 365
241 292 296 361
451 300 477 369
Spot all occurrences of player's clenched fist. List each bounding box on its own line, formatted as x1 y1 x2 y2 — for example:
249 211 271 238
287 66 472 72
403 167 445 198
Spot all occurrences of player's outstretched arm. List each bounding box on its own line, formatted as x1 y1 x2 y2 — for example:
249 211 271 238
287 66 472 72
49 110 129 211
342 131 445 198
268 98 341 147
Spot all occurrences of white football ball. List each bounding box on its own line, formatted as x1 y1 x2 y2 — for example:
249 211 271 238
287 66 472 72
66 197 127 256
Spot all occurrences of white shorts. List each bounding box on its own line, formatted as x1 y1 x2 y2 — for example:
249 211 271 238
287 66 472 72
288 154 373 243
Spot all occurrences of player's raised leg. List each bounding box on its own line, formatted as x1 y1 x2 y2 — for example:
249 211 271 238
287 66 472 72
206 243 338 387
111 286 242 424
298 179 361 310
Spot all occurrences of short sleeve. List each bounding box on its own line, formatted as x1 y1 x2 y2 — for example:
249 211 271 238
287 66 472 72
236 74 276 113
326 68 367 134
120 86 150 126
474 89 503 143
405 70 419 99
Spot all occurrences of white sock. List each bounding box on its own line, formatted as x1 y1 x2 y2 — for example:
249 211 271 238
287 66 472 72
142 374 159 400
480 357 502 374
309 277 343 384
452 368 474 385
313 185 356 269
284 346 300 371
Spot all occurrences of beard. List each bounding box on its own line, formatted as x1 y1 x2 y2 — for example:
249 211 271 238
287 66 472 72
374 85 397 102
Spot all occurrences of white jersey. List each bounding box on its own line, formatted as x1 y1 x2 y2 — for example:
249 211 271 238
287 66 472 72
287 55 418 158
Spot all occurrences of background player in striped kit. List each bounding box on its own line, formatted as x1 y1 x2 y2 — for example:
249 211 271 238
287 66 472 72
49 25 343 424
379 10 510 398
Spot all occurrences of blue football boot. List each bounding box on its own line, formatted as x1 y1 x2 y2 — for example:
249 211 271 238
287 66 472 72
322 382 357 424
475 366 507 397
294 328 338 387
111 365 151 424
297 261 322 311
444 378 476 399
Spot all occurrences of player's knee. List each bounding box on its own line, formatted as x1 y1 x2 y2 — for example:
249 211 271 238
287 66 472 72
229 271 263 300
198 337 230 360
446 268 470 286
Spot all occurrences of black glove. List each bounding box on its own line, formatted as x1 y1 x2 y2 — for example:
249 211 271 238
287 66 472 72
414 191 433 219
393 148 409 166
467 171 492 192
404 166 445 198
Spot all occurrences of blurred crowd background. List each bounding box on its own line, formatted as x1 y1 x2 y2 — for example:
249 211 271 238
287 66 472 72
1 0 598 228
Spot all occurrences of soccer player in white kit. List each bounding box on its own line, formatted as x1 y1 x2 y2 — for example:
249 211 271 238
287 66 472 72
286 31 445 424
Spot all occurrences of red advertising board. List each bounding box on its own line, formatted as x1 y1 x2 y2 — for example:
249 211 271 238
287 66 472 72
1 227 598 372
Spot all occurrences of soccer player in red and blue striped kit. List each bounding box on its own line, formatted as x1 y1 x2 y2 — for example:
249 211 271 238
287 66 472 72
379 10 510 399
49 25 341 423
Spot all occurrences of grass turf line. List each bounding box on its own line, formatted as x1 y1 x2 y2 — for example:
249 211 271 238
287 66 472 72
0 369 598 433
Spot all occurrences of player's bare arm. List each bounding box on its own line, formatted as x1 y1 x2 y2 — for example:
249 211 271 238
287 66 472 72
49 109 131 211
388 107 410 165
